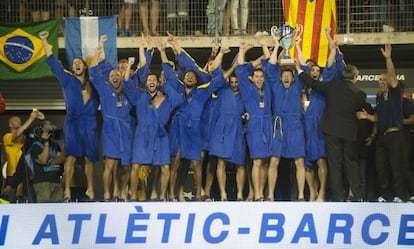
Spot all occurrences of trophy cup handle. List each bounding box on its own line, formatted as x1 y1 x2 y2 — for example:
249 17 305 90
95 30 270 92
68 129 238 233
270 26 279 38
296 24 303 39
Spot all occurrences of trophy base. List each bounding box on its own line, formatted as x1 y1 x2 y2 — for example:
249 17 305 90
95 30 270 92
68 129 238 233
279 58 296 71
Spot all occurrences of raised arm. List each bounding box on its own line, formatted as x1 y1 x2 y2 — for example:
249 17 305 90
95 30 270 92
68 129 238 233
167 32 181 56
237 42 254 65
224 53 238 80
90 45 103 68
295 36 306 66
12 110 45 142
269 38 280 65
137 34 148 69
296 61 328 93
39 31 52 57
209 46 230 72
257 34 271 59
381 44 398 88
324 27 337 68
124 57 136 82
155 37 168 63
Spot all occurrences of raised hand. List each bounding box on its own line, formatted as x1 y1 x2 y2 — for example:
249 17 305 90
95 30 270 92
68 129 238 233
100 34 108 44
39 31 49 40
128 57 136 66
154 37 166 51
381 44 392 58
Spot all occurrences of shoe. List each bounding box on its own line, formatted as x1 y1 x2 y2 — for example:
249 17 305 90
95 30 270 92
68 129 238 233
236 198 244 201
393 197 404 203
126 30 136 37
254 197 264 202
241 30 248 35
408 196 414 203
377 196 387 202
297 198 306 202
382 24 395 33
117 29 125 36
233 29 241 35
199 195 212 202
194 30 203 36
63 197 71 203
148 198 161 202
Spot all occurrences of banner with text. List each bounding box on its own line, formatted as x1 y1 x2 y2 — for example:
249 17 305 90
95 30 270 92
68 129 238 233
0 202 413 248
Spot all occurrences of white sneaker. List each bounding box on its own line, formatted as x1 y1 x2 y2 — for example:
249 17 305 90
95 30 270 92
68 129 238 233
377 196 387 202
409 196 414 203
393 197 404 203
383 24 395 33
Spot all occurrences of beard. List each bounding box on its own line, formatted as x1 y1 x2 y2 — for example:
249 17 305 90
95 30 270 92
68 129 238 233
185 83 194 89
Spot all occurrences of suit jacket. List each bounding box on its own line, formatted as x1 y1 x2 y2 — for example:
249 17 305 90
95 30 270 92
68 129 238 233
299 72 366 142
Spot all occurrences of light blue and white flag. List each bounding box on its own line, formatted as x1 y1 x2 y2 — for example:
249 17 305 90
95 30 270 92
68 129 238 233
64 16 117 67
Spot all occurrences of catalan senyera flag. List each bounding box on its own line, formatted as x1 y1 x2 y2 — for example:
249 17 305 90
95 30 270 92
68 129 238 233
65 16 117 68
283 0 336 67
0 18 59 80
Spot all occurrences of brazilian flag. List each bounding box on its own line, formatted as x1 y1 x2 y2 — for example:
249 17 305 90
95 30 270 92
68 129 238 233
0 18 59 80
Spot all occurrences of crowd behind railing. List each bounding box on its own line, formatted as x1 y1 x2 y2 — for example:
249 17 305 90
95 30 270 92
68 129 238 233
0 1 413 36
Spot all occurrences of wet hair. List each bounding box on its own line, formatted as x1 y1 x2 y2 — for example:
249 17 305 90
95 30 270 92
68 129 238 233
252 67 264 76
72 57 89 84
118 59 128 64
146 72 159 82
280 69 294 77
182 69 199 84
342 64 359 81
306 59 318 67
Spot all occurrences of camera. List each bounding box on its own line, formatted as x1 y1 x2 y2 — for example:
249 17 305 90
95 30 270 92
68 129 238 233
25 122 63 141
42 124 57 134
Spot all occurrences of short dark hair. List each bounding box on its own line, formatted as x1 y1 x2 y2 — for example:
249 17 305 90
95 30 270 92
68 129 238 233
342 64 359 81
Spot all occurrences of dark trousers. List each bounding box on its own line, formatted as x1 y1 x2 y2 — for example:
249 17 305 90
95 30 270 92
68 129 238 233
376 130 407 200
325 134 362 201
403 130 414 197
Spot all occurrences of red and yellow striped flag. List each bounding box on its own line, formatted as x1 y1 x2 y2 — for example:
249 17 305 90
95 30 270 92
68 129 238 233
283 0 336 66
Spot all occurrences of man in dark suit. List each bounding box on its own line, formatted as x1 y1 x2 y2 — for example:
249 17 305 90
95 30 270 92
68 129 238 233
297 64 366 201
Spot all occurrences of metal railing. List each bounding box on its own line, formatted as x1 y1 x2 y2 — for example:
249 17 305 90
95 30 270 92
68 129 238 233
1 0 413 36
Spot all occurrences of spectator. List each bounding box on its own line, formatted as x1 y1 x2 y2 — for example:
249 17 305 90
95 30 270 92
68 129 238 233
402 96 414 202
0 92 5 114
139 0 160 36
2 110 45 202
55 0 67 36
357 44 408 202
20 0 28 23
40 30 100 202
118 0 137 36
30 120 65 203
189 0 207 36
28 0 51 22
230 0 249 35
206 0 227 35
166 0 188 35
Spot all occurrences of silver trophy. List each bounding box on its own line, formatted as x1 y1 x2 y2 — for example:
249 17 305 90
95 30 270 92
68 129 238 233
271 23 300 68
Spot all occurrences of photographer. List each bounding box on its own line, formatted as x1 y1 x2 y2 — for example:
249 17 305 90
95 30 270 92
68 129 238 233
30 120 65 203
2 109 44 203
